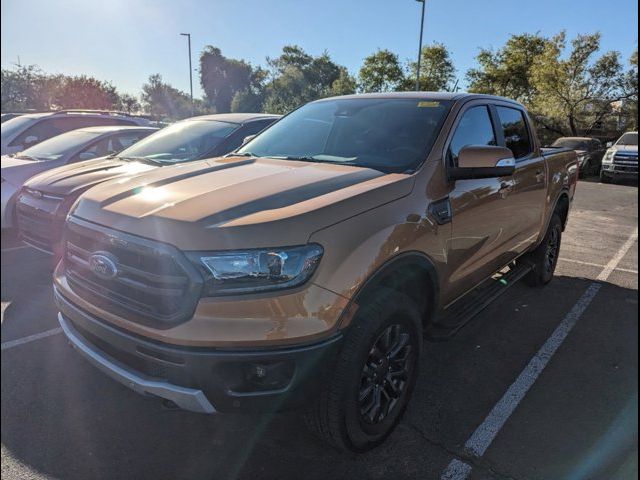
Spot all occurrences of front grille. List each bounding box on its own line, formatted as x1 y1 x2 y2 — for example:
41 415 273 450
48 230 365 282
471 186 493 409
16 191 64 253
63 217 203 328
613 154 638 165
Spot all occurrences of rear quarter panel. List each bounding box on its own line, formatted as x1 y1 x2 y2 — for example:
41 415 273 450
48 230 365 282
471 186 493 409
538 147 579 243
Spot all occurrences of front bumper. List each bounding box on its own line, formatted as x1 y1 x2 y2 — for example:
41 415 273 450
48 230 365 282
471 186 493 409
55 287 342 414
602 163 638 178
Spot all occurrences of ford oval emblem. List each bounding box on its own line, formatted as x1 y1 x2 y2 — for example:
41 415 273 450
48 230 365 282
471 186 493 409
88 252 118 280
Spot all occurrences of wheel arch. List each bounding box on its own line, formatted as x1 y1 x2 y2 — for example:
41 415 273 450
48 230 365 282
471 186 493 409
342 251 440 331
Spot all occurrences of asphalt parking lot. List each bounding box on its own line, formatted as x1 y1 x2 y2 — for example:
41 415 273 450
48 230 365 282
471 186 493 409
1 180 637 480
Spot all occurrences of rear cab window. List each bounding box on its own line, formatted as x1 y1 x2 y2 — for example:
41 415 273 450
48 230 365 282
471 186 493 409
495 106 532 159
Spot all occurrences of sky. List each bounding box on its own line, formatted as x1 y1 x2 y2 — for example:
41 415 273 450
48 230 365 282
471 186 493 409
1 0 638 98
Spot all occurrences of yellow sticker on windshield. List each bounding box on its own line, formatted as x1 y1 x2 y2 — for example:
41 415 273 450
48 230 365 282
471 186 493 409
418 101 440 107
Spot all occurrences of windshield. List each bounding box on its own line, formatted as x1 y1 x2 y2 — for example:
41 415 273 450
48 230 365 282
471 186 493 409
237 98 453 173
15 129 102 161
117 120 237 164
1 116 37 141
551 138 590 150
616 133 638 146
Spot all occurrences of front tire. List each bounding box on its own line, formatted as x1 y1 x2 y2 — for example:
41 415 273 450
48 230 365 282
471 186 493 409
523 214 562 287
304 287 423 452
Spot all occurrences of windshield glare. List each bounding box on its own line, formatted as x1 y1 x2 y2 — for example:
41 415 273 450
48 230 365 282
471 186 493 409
552 139 590 150
616 133 638 146
119 120 237 163
237 98 453 173
17 129 102 161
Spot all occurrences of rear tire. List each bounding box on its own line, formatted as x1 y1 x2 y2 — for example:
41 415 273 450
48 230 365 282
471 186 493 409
304 287 423 452
523 214 562 287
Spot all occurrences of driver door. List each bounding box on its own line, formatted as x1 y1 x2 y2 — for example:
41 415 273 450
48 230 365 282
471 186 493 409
444 103 517 304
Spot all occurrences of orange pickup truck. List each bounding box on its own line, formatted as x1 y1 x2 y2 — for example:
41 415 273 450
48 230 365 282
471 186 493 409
54 93 578 451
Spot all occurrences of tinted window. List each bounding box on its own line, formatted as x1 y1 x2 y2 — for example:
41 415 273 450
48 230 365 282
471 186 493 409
448 106 496 164
13 130 102 161
551 138 589 150
496 107 532 159
70 131 151 163
1 116 37 141
238 99 453 173
223 120 277 153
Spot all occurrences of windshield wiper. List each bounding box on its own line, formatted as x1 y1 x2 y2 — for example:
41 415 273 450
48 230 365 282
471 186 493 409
118 156 164 165
224 151 260 158
14 154 41 161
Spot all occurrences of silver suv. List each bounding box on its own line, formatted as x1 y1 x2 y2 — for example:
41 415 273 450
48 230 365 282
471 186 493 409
0 110 152 155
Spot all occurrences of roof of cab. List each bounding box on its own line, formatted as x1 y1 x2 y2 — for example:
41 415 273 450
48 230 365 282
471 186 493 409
315 91 524 106
182 113 281 124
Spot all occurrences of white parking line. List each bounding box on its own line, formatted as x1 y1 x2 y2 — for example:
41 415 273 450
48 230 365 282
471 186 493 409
597 227 638 281
558 257 638 275
439 227 638 479
1 327 62 351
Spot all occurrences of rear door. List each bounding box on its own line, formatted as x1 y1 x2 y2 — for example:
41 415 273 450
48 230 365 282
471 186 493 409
493 104 546 253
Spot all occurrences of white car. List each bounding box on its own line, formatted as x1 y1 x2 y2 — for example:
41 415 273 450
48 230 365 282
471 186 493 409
600 131 638 183
1 125 156 229
1 110 152 155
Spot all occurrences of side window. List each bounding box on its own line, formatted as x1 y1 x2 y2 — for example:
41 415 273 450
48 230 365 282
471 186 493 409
9 119 61 147
109 132 149 151
496 107 532 159
223 121 274 153
448 106 496 165
69 132 148 163
69 137 112 163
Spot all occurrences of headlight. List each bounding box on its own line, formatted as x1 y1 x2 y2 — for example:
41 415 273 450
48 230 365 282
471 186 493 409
187 244 323 296
603 150 615 163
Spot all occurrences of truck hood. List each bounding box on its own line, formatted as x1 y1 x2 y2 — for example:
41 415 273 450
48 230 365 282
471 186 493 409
72 156 414 250
1 155 65 187
23 157 157 196
611 145 638 153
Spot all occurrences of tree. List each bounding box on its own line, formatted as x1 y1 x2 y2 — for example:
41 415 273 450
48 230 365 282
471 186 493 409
52 75 120 109
405 43 456 91
262 45 347 114
529 32 629 136
466 33 550 103
200 46 253 113
358 49 405 93
620 49 638 129
117 93 141 114
1 64 50 111
330 68 357 96
230 67 268 113
141 74 193 119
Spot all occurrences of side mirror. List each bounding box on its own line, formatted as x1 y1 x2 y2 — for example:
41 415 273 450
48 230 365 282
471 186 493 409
606 141 613 148
449 145 516 180
23 135 39 146
241 134 257 147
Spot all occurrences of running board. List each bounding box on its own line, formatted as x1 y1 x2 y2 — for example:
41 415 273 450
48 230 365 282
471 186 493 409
426 261 533 341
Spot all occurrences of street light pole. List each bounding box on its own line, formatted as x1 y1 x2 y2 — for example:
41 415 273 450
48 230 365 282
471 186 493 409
415 0 426 91
180 33 194 114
